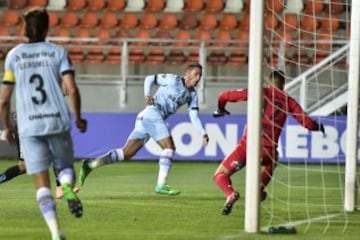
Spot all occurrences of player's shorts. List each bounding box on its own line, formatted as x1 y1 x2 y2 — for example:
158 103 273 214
222 141 278 173
128 105 171 144
20 131 75 175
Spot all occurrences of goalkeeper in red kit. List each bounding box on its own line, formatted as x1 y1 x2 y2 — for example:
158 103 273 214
213 70 325 215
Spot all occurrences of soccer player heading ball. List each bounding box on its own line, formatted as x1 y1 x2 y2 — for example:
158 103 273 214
0 7 87 240
79 63 209 195
213 70 325 215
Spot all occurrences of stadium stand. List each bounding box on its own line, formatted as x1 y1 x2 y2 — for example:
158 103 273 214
87 0 106 11
79 11 99 29
60 11 79 28
184 0 205 13
48 11 60 28
66 0 87 11
100 11 119 29
223 0 243 13
125 0 145 12
284 0 303 14
8 0 28 9
106 0 125 11
219 13 238 30
139 13 158 30
159 13 178 30
28 0 48 7
120 13 139 30
164 0 184 12
144 0 165 12
205 0 224 13
0 10 20 27
199 13 218 31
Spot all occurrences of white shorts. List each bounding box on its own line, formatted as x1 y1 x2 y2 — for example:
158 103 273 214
20 131 75 175
128 106 171 144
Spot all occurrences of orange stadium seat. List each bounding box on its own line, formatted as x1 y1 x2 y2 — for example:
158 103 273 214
8 0 28 9
291 50 310 65
28 0 48 7
272 29 293 48
106 0 125 11
51 27 71 45
125 0 145 12
265 0 284 13
224 0 243 13
139 13 158 30
219 14 238 30
129 29 149 64
281 14 299 31
159 13 178 30
66 0 87 10
264 12 279 30
179 13 198 30
320 14 340 33
205 0 224 13
0 28 12 44
87 0 106 11
145 0 165 12
164 0 184 12
106 30 130 64
184 0 205 12
303 0 324 14
100 11 119 29
239 12 250 31
120 13 139 30
199 14 218 31
13 26 26 44
60 11 79 28
301 15 319 31
167 29 191 64
86 29 111 64
0 10 20 27
48 11 60 27
147 30 170 65
208 30 232 65
188 29 212 63
0 49 6 60
227 30 248 66
69 28 90 63
80 11 99 29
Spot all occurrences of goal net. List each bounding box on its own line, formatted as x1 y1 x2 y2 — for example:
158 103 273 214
259 0 359 234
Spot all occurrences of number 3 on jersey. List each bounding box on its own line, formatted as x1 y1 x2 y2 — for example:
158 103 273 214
30 74 47 105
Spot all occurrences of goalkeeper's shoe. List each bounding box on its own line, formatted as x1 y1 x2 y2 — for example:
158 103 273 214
154 184 181 196
62 183 83 218
222 191 239 215
79 159 92 187
260 190 267 202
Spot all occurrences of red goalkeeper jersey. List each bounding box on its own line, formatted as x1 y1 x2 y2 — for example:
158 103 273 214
218 86 321 147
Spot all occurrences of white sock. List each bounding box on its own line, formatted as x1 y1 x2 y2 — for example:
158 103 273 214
58 168 75 186
89 148 124 169
36 187 61 238
157 149 174 186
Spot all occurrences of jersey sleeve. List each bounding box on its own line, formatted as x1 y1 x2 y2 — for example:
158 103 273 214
218 89 248 109
288 96 320 130
3 50 15 84
59 48 75 76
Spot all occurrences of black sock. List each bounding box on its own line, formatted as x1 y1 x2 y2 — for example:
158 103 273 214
53 168 61 187
0 165 25 184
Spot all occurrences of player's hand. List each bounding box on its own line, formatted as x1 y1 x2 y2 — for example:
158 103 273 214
2 128 16 146
145 96 155 105
75 118 87 133
203 134 209 146
213 109 230 118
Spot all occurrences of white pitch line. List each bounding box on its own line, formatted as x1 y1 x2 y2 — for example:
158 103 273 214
218 212 343 240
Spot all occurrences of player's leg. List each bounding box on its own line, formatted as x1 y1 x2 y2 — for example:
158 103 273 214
154 136 180 195
21 136 64 240
50 131 83 218
260 147 278 201
214 142 246 215
0 160 26 184
53 167 79 200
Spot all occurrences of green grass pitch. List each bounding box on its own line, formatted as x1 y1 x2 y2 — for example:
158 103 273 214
0 159 359 240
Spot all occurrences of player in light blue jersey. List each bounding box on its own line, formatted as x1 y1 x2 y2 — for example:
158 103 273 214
79 63 209 195
0 7 87 240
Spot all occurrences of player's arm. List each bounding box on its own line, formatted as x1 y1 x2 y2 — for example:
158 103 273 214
288 97 325 134
213 89 248 117
144 74 157 105
188 92 209 146
0 71 16 145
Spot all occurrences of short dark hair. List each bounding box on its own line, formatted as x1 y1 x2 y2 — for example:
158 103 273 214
186 63 203 71
23 7 49 42
269 70 285 85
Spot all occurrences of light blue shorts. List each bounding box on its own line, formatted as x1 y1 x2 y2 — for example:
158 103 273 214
20 131 75 175
128 106 170 144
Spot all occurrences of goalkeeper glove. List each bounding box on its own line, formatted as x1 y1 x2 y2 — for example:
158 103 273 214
213 109 230 118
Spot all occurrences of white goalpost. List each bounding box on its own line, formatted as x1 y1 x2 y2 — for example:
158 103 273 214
245 0 359 234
